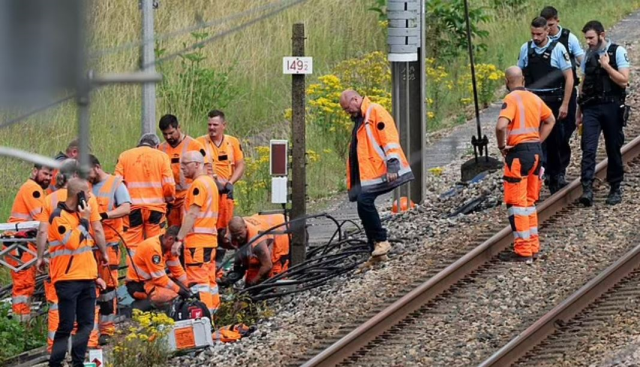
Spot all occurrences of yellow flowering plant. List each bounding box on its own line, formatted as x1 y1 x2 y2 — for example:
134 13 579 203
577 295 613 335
110 310 175 367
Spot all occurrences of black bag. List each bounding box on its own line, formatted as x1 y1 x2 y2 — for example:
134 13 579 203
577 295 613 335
169 297 211 322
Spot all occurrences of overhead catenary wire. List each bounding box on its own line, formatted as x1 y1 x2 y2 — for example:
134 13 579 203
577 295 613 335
0 0 308 134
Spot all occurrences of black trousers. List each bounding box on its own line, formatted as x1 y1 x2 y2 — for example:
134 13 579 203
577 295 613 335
540 88 577 180
580 102 625 185
357 190 390 253
49 280 96 367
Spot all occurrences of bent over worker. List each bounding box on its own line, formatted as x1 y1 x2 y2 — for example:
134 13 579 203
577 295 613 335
172 151 220 315
159 114 209 227
496 67 556 263
88 154 131 344
227 214 290 286
339 90 414 265
126 226 189 309
36 178 109 367
6 164 52 321
115 133 175 252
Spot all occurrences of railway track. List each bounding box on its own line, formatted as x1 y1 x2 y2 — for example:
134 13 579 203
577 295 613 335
298 124 640 366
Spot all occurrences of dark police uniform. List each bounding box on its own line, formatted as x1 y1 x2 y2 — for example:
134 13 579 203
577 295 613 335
579 40 630 205
518 38 573 193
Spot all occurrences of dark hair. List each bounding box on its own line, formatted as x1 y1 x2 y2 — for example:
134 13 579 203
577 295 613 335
531 16 548 29
540 6 558 20
159 114 179 131
582 20 605 34
66 138 80 152
208 109 225 120
165 226 180 237
34 164 47 170
89 154 101 168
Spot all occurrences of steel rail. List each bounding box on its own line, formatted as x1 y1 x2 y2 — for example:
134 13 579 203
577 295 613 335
478 134 640 367
301 134 640 367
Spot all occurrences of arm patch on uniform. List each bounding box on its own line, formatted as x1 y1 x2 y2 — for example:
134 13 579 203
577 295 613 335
563 51 570 62
33 191 41 198
58 226 66 234
200 149 206 157
192 187 200 196
501 102 508 110
625 53 630 62
377 122 385 130
152 255 161 265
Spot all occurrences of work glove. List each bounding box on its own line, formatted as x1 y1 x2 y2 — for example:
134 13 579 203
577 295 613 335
224 183 234 199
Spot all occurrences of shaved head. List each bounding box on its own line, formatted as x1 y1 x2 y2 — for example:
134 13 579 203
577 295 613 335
504 66 525 90
181 150 205 179
340 89 364 118
67 178 89 197
183 151 204 164
228 216 248 247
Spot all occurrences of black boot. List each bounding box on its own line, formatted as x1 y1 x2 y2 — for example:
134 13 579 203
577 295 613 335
580 182 594 206
556 174 568 190
606 184 622 205
548 177 559 194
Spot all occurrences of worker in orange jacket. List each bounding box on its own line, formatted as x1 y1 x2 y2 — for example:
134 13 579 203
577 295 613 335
159 114 210 227
496 67 556 263
126 226 190 308
228 214 289 286
197 109 245 230
6 164 53 321
35 178 109 367
88 154 131 344
48 139 80 194
340 90 414 264
115 133 176 254
171 151 220 315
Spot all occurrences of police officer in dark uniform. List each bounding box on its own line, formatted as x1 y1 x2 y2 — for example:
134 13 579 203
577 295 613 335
540 7 585 189
518 16 575 194
577 20 630 206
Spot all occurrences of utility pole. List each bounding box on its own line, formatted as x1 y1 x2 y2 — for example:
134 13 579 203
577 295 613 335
141 0 158 135
290 23 307 266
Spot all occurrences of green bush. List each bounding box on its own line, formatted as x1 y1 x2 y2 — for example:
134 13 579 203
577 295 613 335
0 303 46 363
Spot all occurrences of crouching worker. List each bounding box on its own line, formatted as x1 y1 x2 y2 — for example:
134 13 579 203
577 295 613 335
125 226 190 310
226 215 289 287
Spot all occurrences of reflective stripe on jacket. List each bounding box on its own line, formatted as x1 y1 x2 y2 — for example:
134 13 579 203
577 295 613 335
93 175 124 244
125 234 186 293
9 179 45 223
346 97 414 196
159 136 207 198
499 88 553 147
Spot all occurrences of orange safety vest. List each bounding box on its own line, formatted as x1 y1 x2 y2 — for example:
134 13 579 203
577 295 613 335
91 175 125 248
115 146 176 213
346 97 414 196
197 134 243 180
159 136 206 202
39 189 101 226
500 88 549 147
183 175 219 247
243 214 289 278
126 235 187 293
47 205 98 284
8 179 45 223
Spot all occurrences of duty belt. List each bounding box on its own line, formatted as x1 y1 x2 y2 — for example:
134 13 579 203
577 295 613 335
531 89 564 103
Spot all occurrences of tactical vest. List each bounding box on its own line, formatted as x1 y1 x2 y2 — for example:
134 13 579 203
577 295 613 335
523 41 565 92
582 43 626 103
555 28 579 84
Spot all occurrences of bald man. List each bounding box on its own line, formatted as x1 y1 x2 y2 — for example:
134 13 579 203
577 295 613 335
496 66 556 264
172 151 221 315
339 89 414 266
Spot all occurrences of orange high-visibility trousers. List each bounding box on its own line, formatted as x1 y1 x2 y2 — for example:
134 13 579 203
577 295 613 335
123 208 167 249
503 144 542 257
184 247 220 315
216 193 234 230
147 286 180 308
96 248 119 337
8 242 36 321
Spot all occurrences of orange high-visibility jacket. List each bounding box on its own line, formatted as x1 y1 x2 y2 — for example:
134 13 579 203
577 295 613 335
346 97 414 196
159 136 207 203
499 88 553 147
38 189 101 225
92 175 126 244
183 175 219 248
197 134 244 180
126 235 187 293
243 216 289 279
115 146 176 213
47 205 98 284
9 179 46 223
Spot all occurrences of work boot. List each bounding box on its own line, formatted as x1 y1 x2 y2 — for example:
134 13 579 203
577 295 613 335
579 182 594 207
371 240 391 257
606 185 622 205
99 334 111 346
499 251 534 265
556 174 568 190
355 255 389 273
548 177 559 195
